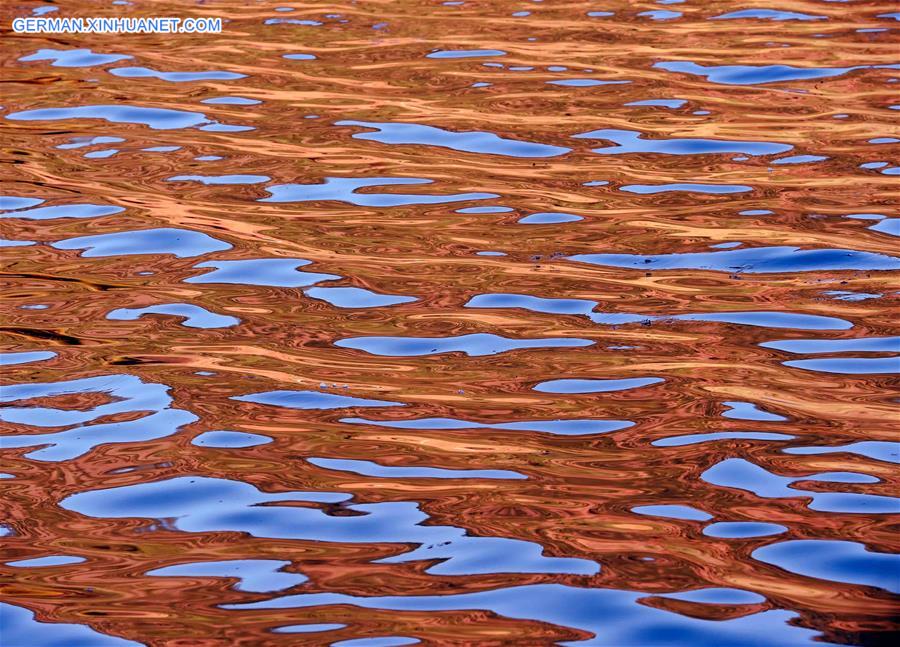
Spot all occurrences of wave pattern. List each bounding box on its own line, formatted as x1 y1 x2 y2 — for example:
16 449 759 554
1 1 898 645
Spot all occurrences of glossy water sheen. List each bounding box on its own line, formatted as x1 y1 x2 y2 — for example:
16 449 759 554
1 1 898 646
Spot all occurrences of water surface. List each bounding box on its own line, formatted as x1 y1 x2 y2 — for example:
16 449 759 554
1 1 897 645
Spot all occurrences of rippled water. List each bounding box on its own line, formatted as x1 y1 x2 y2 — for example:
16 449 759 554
2 1 899 645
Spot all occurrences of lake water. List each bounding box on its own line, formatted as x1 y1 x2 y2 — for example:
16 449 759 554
1 1 898 645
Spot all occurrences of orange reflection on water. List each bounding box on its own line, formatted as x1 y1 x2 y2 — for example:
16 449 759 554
1 1 898 645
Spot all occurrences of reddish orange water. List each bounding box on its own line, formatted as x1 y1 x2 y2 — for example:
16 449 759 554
1 1 898 646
